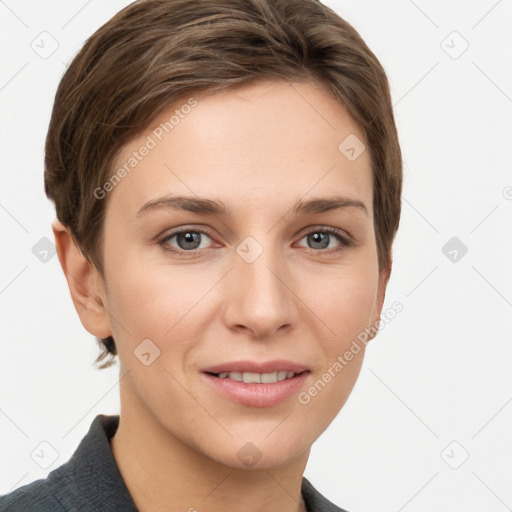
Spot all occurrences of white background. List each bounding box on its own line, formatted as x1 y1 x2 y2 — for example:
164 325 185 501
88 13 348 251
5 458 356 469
1 1 511 511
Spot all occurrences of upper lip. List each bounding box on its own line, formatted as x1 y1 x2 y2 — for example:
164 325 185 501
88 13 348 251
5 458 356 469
202 360 310 374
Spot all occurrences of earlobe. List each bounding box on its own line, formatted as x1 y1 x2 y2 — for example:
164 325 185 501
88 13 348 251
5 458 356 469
52 219 112 339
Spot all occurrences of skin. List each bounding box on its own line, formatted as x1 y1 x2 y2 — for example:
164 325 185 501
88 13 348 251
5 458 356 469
53 79 390 512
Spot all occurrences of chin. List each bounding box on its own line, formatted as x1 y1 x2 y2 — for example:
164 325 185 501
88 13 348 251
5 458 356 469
201 430 311 470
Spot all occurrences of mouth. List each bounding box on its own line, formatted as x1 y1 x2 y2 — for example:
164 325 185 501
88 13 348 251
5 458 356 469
201 360 311 407
205 370 307 383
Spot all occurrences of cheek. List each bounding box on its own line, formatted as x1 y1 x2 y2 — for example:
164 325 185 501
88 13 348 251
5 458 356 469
295 268 378 433
105 256 212 353
305 264 377 383
105 240 379 351
339 275 377 335
306 263 379 342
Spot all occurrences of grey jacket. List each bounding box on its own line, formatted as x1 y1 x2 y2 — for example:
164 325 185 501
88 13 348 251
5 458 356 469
0 415 347 511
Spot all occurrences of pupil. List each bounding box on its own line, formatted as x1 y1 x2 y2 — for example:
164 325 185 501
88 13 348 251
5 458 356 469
309 232 328 249
178 232 200 249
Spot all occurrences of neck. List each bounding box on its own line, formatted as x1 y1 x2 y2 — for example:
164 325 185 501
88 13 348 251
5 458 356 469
110 377 310 512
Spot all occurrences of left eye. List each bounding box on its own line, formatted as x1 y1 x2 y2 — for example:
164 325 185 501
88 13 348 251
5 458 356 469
296 229 349 251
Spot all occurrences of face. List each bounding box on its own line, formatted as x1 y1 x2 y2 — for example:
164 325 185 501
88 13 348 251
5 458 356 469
97 80 387 468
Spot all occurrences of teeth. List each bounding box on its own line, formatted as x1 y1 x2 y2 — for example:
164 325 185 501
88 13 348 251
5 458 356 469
261 371 277 383
226 371 242 381
243 372 261 383
215 370 298 383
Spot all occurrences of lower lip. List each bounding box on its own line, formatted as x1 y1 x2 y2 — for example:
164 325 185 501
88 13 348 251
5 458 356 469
202 371 310 407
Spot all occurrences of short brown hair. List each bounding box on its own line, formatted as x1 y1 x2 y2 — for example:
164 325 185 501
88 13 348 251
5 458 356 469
44 0 402 368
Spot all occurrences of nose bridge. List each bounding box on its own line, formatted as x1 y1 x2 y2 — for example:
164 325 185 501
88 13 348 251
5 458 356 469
223 234 297 337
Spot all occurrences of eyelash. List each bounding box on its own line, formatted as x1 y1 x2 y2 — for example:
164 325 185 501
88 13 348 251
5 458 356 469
157 226 352 258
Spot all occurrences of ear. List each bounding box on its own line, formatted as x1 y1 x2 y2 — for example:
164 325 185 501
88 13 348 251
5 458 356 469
52 218 112 338
369 257 392 341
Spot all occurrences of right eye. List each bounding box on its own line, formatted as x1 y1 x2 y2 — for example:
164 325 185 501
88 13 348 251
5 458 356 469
158 228 218 256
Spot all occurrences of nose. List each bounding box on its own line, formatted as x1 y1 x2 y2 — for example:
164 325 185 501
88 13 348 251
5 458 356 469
221 241 300 339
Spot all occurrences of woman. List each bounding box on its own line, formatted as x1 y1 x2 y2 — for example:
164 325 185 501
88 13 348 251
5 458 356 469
0 0 402 510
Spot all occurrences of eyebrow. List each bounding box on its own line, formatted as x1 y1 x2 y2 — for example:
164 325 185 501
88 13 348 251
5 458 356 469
135 194 368 218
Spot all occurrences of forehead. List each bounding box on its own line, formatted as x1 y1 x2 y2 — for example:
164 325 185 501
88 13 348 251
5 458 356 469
106 80 373 221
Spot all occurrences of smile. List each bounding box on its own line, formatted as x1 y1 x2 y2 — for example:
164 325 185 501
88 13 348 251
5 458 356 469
208 370 301 383
202 370 311 407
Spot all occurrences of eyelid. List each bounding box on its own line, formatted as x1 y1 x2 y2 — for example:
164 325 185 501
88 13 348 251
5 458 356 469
157 226 217 255
296 224 353 244
157 224 353 256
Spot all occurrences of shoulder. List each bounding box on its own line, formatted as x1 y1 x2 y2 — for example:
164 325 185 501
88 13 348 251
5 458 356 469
0 477 66 511
0 442 87 512
0 414 134 512
301 477 350 512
